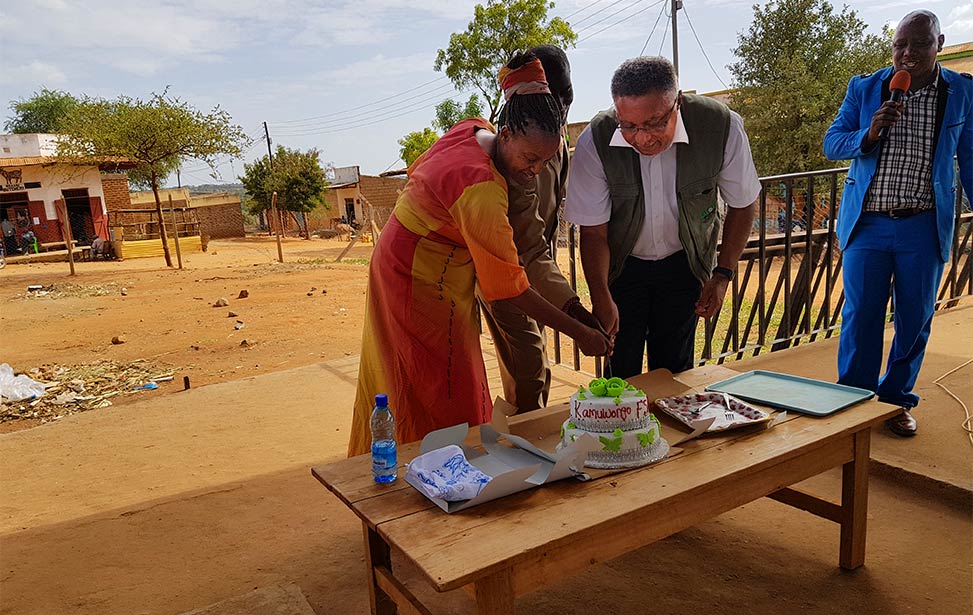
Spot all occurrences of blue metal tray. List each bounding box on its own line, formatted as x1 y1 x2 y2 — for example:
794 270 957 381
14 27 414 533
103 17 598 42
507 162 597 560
705 370 874 417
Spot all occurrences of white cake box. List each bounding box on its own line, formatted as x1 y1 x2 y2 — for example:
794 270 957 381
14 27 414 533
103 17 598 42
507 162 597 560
404 420 602 514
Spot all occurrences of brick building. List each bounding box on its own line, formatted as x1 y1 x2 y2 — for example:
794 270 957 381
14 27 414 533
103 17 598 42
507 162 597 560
126 188 244 239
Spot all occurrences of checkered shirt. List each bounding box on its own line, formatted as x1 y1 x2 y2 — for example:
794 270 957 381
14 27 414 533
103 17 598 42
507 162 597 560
863 72 939 212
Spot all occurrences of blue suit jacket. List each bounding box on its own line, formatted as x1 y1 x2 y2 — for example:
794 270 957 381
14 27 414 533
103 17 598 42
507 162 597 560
824 66 973 262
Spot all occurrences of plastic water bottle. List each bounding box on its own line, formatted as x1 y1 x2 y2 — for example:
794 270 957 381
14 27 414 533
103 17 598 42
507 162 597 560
371 394 397 483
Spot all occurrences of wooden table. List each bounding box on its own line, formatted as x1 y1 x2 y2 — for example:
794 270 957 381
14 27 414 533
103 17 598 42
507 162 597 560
312 366 900 615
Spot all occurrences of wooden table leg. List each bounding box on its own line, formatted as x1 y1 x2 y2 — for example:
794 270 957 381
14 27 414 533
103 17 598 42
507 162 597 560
839 429 870 569
363 523 397 615
474 568 515 615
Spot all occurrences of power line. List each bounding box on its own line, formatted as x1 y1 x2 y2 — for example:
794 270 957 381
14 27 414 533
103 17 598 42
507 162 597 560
270 76 450 125
578 0 666 43
272 89 463 136
560 0 607 21
273 92 468 137
639 2 670 55
268 83 455 132
658 12 670 55
683 3 730 89
570 0 635 29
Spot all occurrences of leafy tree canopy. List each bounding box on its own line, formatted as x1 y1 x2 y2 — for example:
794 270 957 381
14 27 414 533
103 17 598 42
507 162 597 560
435 0 575 122
56 90 250 266
729 0 890 175
433 95 484 132
239 145 329 235
4 88 79 133
398 128 440 167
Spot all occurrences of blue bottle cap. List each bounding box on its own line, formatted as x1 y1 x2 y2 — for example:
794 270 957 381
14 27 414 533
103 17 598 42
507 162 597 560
375 393 388 408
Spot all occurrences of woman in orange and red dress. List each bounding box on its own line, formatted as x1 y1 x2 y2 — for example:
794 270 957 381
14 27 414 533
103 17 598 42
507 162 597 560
347 53 609 456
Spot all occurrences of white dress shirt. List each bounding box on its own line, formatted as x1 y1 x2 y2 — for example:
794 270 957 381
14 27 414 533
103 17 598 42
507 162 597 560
565 109 762 262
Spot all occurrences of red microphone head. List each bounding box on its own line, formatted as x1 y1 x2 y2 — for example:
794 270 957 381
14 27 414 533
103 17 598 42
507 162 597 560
890 70 911 93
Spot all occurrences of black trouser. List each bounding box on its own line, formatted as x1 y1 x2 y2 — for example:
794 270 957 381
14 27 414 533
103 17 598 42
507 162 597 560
608 251 702 378
3 235 18 255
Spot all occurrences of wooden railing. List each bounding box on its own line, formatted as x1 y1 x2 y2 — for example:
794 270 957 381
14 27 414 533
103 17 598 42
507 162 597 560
550 166 971 374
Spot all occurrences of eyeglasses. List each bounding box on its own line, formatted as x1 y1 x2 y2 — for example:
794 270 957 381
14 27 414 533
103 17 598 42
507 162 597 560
617 92 681 135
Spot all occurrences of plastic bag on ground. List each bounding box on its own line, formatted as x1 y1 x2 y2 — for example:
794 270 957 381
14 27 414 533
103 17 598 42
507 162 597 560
0 363 47 402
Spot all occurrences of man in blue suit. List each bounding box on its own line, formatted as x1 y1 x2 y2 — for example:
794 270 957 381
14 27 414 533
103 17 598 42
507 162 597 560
824 10 972 436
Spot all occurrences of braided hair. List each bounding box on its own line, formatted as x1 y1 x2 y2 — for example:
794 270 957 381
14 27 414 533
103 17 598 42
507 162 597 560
496 51 563 136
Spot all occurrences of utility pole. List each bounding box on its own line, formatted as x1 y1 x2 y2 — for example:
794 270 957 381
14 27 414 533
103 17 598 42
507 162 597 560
263 121 274 236
263 121 274 167
176 167 181 188
671 0 682 77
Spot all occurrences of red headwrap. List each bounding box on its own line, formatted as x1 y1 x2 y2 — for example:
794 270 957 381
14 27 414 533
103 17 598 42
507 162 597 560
498 58 551 101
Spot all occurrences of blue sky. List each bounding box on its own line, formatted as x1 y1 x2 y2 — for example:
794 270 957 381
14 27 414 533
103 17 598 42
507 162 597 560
2 0 971 186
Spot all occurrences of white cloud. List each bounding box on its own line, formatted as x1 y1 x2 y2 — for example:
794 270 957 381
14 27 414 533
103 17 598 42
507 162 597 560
0 61 66 86
943 4 973 40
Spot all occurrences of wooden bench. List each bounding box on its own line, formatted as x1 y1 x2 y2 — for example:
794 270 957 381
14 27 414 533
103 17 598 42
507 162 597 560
311 365 900 615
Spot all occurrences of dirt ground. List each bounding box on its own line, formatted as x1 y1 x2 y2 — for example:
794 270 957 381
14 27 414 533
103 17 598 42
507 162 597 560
1 235 970 615
0 236 373 432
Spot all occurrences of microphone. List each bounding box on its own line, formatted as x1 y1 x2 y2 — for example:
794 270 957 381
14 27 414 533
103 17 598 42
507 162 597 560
879 70 912 140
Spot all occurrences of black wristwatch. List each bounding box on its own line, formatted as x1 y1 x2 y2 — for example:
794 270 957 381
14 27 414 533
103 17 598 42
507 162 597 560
712 266 734 281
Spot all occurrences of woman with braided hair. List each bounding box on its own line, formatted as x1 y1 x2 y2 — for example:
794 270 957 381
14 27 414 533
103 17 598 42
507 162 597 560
348 51 610 456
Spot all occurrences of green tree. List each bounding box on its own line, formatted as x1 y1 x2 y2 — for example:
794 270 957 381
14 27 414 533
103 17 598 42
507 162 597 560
239 145 329 238
433 95 484 131
56 91 250 267
398 128 440 167
435 0 576 122
4 88 80 133
729 0 890 175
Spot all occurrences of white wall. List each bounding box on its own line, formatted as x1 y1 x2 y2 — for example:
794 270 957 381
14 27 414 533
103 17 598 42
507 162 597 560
0 133 60 158
7 165 106 219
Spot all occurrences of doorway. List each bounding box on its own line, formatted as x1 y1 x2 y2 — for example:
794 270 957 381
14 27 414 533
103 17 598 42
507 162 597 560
61 188 94 245
344 198 356 226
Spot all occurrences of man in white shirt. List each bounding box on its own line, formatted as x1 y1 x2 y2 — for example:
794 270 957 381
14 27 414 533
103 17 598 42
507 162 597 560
565 56 760 377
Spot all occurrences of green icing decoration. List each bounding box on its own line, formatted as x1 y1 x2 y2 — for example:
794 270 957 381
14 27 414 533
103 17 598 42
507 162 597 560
635 389 646 397
599 431 623 452
588 378 608 397
612 427 624 437
578 392 587 400
637 431 656 447
625 384 636 391
612 396 622 404
560 425 565 439
606 384 624 397
570 434 577 442
567 421 577 430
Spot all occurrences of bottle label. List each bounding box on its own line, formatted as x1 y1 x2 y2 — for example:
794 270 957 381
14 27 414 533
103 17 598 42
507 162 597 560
372 439 397 474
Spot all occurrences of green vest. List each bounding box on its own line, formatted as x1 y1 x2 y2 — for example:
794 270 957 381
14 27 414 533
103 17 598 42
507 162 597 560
590 94 730 284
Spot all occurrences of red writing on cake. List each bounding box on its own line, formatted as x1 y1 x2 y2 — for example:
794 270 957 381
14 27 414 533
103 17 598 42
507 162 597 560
577 399 652 422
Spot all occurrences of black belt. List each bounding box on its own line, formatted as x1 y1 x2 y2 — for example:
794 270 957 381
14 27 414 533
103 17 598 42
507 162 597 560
868 207 933 220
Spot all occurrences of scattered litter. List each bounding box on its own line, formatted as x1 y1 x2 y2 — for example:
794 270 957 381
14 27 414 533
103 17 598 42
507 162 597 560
14 282 132 300
306 292 314 296
310 287 317 292
322 289 327 294
1 359 175 424
237 290 249 299
111 335 127 345
240 339 251 347
213 297 229 307
135 382 159 390
234 321 245 330
227 311 238 318
121 288 128 296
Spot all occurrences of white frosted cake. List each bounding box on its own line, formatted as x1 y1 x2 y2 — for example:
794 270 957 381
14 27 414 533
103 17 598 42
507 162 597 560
558 377 669 469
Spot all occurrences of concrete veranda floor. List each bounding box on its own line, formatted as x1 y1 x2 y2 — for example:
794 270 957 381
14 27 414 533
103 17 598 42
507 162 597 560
0 307 970 615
